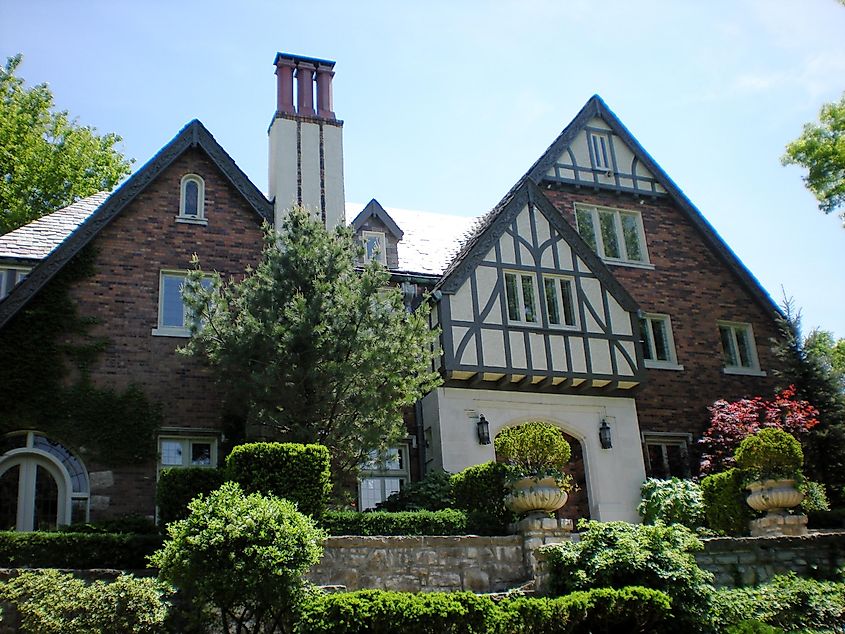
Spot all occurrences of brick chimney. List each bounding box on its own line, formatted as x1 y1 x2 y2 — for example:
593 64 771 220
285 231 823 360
268 53 345 229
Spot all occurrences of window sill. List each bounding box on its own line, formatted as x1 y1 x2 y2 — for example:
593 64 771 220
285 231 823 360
644 361 684 371
604 260 655 271
722 367 767 377
151 327 191 338
175 216 208 226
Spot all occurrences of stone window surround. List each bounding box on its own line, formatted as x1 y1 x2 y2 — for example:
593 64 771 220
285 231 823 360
574 202 652 268
177 173 207 225
718 320 766 377
151 270 213 338
641 431 692 479
157 434 218 472
639 312 683 371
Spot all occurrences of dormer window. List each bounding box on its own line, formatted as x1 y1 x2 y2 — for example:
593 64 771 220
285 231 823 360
178 175 206 224
362 231 387 265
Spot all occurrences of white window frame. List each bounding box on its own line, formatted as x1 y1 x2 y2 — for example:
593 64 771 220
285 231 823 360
152 270 213 338
718 321 765 376
157 436 218 471
639 313 683 370
177 174 207 225
358 445 408 511
542 274 579 329
0 266 30 300
641 431 692 479
574 203 651 268
503 270 539 324
362 230 387 265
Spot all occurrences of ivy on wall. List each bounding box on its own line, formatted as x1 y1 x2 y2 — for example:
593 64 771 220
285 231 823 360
0 247 161 464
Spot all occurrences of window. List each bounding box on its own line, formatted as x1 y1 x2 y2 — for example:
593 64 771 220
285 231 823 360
543 275 577 328
178 174 206 223
358 446 407 511
639 313 682 369
718 321 764 375
504 271 538 323
0 267 29 300
575 204 649 265
158 436 217 470
153 271 213 337
588 131 612 171
642 432 691 479
362 231 387 265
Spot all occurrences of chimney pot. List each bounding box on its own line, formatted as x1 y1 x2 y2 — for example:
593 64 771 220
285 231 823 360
316 65 335 120
295 62 316 116
275 58 296 115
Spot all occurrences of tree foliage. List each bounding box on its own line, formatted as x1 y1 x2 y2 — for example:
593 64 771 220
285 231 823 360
782 93 845 225
0 54 132 234
697 385 819 477
181 207 442 478
772 300 845 506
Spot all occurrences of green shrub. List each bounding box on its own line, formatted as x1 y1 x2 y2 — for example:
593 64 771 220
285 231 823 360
541 520 715 632
450 462 516 535
0 569 171 634
712 573 845 632
734 428 804 484
151 481 325 634
494 422 572 486
377 470 454 511
227 442 332 518
156 467 227 526
701 468 753 536
320 509 467 536
0 531 162 569
58 514 159 534
638 477 705 529
726 621 784 634
800 480 831 513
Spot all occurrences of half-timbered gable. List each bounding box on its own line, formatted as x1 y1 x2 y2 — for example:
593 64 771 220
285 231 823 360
435 180 646 395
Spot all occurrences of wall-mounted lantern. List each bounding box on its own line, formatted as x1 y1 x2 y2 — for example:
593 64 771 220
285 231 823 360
599 419 613 449
476 414 491 445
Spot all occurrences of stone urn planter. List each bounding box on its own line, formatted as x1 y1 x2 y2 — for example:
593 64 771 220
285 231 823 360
505 476 569 515
746 479 804 514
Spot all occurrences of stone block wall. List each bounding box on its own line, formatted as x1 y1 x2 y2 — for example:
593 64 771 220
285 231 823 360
695 532 845 588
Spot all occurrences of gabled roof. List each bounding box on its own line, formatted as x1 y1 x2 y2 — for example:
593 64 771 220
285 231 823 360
0 192 110 262
526 94 781 319
0 120 272 330
350 198 404 239
437 179 640 314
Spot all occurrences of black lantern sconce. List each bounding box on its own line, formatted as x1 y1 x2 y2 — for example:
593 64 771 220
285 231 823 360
476 414 491 445
599 419 613 449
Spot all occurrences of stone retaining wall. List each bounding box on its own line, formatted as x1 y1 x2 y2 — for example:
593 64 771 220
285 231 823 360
695 531 845 587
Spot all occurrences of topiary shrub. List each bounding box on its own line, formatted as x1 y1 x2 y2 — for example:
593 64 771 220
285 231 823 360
320 509 467 536
700 468 753 536
376 470 454 511
638 477 705 529
450 462 516 535
541 520 715 632
150 481 325 634
0 531 162 569
156 467 228 526
0 569 171 634
734 428 804 484
226 442 332 518
494 422 572 486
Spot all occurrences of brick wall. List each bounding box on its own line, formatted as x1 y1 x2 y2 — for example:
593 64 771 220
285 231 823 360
63 148 265 519
544 186 782 453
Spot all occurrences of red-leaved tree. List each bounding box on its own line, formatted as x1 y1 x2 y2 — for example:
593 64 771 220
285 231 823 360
698 386 819 477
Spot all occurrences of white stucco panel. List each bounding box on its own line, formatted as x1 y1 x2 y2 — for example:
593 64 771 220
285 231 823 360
450 284 474 322
481 329 506 368
589 338 613 375
608 297 632 336
549 335 568 372
498 234 516 264
580 278 606 334
508 331 527 369
529 332 547 371
570 337 587 373
555 241 574 271
615 340 637 377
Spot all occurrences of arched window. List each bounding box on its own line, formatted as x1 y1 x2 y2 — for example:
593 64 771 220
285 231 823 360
179 174 206 222
0 432 89 531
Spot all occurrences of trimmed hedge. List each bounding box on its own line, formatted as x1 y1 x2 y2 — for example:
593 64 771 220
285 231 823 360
227 442 332 518
701 468 753 536
450 462 516 535
321 509 467 536
156 467 228 526
0 531 162 569
294 586 673 633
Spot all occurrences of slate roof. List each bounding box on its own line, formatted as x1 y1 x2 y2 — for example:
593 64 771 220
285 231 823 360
0 192 110 261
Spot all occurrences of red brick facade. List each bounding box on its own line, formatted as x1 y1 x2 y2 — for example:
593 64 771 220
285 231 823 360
63 148 265 519
545 185 782 471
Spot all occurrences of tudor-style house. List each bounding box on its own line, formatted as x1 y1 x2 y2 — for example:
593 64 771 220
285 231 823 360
0 53 781 530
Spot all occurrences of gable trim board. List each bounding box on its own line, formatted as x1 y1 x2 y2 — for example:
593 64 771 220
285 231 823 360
350 199 405 240
526 94 780 322
0 120 273 330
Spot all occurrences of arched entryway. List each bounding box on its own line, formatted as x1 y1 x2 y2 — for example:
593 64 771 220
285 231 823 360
0 432 89 531
493 423 589 522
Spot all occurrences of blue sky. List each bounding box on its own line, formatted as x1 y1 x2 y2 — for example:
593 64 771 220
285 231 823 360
2 0 844 338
